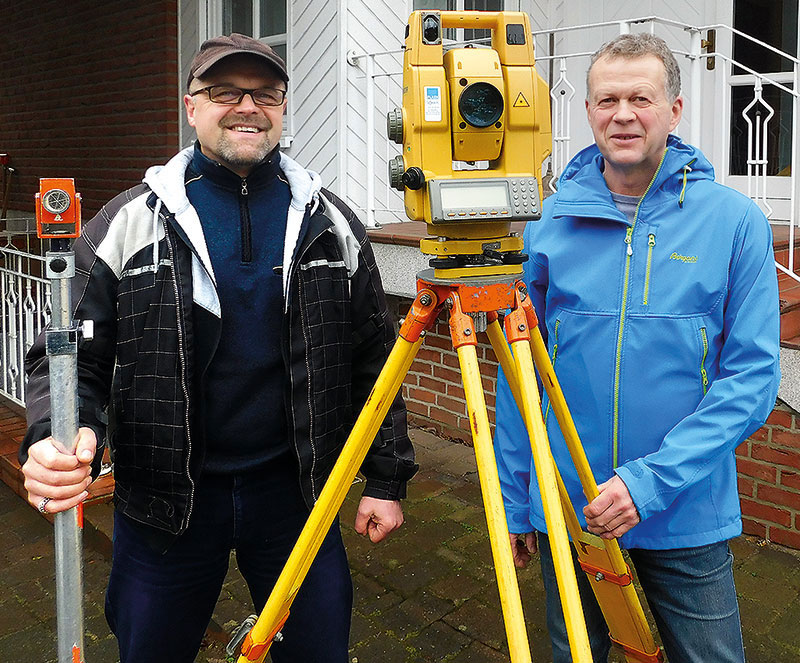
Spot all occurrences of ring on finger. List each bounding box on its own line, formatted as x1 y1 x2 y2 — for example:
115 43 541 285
37 496 52 514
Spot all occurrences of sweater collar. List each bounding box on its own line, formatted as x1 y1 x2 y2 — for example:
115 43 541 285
188 141 283 189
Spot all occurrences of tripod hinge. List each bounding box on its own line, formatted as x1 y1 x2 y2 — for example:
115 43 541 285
578 559 632 587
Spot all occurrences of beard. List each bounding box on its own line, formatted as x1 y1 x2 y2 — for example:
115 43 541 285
214 116 274 169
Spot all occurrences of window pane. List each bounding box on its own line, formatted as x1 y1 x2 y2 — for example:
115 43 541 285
413 0 456 10
272 43 287 64
260 0 286 38
464 0 503 42
733 0 797 74
729 84 794 176
223 0 253 35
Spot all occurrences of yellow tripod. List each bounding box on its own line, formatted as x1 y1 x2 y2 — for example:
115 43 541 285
233 269 663 663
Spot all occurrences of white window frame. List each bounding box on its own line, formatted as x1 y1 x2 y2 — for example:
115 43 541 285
203 0 293 148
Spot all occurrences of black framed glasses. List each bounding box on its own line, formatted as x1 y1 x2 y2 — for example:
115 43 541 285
190 85 287 107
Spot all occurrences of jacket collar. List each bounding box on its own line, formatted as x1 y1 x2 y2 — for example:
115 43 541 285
551 135 714 223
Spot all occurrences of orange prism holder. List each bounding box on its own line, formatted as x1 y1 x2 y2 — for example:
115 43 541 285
35 178 82 239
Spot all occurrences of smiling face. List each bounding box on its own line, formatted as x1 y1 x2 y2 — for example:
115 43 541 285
184 54 286 177
586 54 683 195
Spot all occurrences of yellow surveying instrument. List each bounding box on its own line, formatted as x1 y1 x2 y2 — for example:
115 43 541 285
229 11 663 663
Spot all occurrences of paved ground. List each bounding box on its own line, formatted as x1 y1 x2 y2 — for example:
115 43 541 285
2 428 800 662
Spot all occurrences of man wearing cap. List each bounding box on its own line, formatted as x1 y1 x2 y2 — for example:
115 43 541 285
19 34 417 662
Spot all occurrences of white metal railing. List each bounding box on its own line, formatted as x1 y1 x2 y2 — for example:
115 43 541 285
347 15 799 281
0 230 50 405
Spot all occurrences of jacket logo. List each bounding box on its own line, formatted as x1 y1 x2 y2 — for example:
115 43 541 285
670 252 698 264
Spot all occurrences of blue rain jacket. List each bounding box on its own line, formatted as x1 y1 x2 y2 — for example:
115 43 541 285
494 135 780 549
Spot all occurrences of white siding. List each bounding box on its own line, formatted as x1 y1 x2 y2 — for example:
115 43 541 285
283 0 339 187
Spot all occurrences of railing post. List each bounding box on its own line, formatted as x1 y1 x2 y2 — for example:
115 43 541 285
365 53 376 228
689 28 702 148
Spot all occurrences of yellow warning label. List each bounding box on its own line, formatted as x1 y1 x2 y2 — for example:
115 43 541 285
513 92 530 108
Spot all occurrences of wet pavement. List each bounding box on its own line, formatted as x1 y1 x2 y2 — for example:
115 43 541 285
2 427 800 662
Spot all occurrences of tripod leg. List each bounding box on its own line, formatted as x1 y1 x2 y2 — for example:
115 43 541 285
503 308 593 662
236 332 424 662
449 298 532 663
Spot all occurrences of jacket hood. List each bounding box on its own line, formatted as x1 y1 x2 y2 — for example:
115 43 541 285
142 147 324 316
552 135 714 221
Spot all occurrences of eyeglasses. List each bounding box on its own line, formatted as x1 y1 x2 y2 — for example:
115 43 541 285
190 85 287 107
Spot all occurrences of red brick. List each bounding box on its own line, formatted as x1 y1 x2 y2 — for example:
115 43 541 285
437 395 467 414
439 354 460 370
432 365 462 385
446 384 466 400
416 348 442 364
768 526 800 550
419 376 447 394
740 497 792 527
780 471 800 491
426 335 452 351
738 476 755 497
406 387 436 404
736 457 777 483
741 518 767 538
406 400 430 417
767 409 794 429
751 444 800 470
757 484 800 511
429 406 463 431
747 427 770 442
770 428 800 449
735 441 750 457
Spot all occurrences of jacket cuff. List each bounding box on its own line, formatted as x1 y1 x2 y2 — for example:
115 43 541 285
615 463 659 521
362 476 408 501
505 505 533 533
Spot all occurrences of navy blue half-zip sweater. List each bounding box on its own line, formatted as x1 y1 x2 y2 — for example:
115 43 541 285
186 143 291 473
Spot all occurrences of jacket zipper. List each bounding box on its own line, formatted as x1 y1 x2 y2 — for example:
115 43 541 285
643 233 656 305
164 222 195 529
700 327 709 395
240 178 252 263
287 211 327 500
612 149 669 468
543 319 561 427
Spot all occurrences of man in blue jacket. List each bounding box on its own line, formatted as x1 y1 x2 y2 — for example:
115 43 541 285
494 33 780 662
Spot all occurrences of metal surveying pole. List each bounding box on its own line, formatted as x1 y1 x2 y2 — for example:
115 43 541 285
37 179 86 663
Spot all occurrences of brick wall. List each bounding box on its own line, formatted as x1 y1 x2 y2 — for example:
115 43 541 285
387 294 800 550
0 1 179 218
737 402 800 549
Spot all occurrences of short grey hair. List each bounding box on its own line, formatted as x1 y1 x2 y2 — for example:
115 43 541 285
586 33 681 101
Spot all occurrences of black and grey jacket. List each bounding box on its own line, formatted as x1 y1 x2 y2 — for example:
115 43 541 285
22 147 417 537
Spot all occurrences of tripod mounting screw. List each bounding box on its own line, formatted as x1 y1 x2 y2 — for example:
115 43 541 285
419 294 432 306
464 328 472 336
594 572 605 582
518 324 526 331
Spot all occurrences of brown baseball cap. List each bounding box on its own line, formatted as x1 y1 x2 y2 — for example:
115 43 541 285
187 33 289 88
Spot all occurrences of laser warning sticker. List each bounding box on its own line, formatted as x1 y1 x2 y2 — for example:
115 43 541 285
513 92 530 108
424 86 442 122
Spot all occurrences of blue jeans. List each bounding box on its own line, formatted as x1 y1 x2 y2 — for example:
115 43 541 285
105 456 353 663
536 531 745 663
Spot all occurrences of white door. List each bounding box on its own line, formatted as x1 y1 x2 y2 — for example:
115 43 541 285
718 0 798 222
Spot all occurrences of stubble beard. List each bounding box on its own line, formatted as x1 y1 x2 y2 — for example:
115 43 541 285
215 118 274 170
